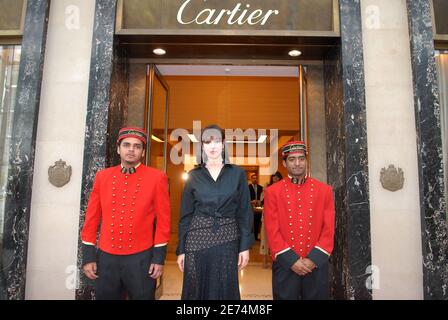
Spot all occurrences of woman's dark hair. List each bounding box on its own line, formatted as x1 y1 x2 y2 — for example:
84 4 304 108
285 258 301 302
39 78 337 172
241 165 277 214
196 124 230 164
269 171 283 185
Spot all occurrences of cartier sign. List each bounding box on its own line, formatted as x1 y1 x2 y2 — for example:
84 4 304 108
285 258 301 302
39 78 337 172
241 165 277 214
177 0 279 26
119 0 338 35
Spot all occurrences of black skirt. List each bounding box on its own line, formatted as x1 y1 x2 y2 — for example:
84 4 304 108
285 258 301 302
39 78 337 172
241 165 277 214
182 214 240 300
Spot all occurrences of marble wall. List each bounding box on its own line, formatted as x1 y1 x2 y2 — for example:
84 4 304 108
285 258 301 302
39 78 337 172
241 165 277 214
307 65 328 183
75 0 118 300
406 0 448 300
361 0 424 299
24 0 95 299
324 47 348 300
127 63 146 128
107 42 129 167
324 0 372 300
0 0 50 300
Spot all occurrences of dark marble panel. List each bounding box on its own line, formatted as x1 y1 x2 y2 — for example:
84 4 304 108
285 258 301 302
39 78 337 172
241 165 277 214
324 0 371 300
0 0 50 300
306 65 328 183
107 41 129 167
127 64 147 128
339 0 371 300
324 47 348 300
76 0 118 300
406 0 448 300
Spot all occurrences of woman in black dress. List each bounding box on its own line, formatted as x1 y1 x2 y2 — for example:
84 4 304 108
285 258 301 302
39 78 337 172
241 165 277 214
176 124 254 300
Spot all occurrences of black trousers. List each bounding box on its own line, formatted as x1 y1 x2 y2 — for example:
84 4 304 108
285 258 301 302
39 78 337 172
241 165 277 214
95 248 156 300
272 260 329 300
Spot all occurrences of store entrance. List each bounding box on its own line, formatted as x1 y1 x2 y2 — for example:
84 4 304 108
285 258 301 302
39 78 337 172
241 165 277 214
124 59 328 299
116 29 335 299
130 63 311 259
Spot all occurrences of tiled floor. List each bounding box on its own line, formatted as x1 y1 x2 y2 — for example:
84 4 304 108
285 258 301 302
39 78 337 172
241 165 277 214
160 261 273 300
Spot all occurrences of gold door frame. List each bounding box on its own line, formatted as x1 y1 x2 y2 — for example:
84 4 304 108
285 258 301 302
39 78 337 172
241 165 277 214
144 64 170 171
298 65 310 175
143 64 170 299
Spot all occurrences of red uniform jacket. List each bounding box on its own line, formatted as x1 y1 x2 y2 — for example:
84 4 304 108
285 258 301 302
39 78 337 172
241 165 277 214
263 177 335 268
81 164 171 255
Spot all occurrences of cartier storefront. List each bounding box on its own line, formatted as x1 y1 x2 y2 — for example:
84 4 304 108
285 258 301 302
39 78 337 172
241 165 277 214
0 0 447 300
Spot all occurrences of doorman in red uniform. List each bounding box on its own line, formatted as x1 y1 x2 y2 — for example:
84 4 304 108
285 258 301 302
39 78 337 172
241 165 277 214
81 127 171 300
263 141 335 299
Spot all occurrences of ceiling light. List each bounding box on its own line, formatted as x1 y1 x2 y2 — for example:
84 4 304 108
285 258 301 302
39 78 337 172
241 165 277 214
153 48 166 56
288 50 302 57
182 172 189 181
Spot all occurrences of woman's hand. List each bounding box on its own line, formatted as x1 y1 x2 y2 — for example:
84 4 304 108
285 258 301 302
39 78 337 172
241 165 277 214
177 254 185 272
238 250 250 271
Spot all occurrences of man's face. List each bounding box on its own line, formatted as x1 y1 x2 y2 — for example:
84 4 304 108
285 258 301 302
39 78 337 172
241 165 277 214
283 152 307 177
117 137 145 164
251 175 258 185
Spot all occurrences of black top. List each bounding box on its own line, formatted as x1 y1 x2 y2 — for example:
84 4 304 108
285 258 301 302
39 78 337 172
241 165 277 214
177 164 254 255
248 184 263 201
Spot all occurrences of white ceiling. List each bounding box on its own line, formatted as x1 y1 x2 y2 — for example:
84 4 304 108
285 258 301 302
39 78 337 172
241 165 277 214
156 65 299 77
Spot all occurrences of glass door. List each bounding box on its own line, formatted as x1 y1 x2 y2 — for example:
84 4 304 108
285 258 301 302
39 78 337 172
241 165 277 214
144 64 169 171
143 64 169 299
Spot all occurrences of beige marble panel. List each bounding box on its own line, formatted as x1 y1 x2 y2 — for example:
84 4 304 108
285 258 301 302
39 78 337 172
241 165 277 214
26 0 95 299
361 0 423 300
